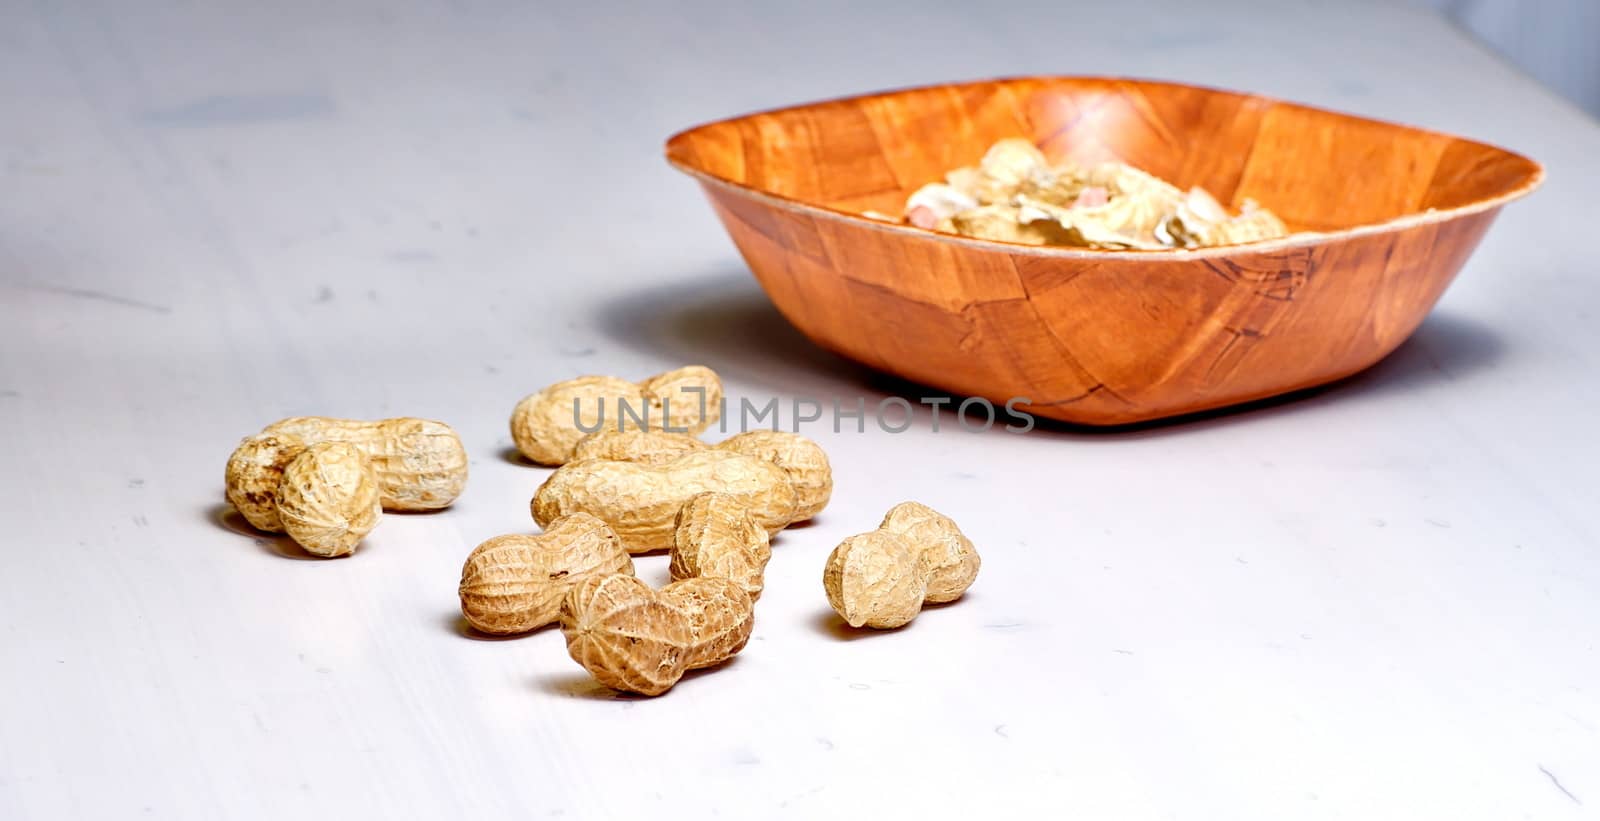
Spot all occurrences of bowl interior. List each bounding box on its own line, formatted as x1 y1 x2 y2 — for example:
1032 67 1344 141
666 77 1541 234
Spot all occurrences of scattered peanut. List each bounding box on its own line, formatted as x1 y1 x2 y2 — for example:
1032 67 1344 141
509 365 723 465
275 442 382 557
669 492 772 599
716 430 832 522
532 450 797 553
224 433 307 532
570 428 832 521
639 366 724 434
560 575 689 696
559 573 753 696
663 576 756 670
261 416 468 510
880 501 981 602
458 513 634 634
510 376 640 465
571 429 706 465
823 502 980 629
823 532 927 629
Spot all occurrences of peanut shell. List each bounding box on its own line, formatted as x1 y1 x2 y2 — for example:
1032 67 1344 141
276 442 381 557
639 365 723 436
531 450 797 553
570 429 832 521
715 430 832 521
260 416 468 511
823 531 929 629
224 433 307 532
572 429 707 465
509 366 723 466
660 576 754 670
510 376 645 466
669 492 772 599
458 513 634 634
879 501 980 603
559 575 692 697
822 502 981 629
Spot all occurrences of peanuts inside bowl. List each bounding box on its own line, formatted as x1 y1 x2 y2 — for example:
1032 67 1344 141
873 138 1293 250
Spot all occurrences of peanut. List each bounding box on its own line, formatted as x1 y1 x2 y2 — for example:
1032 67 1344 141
669 492 772 599
823 502 980 628
560 575 689 696
224 433 306 532
716 430 832 521
457 513 634 634
571 428 831 521
571 429 706 465
531 450 797 553
510 376 641 466
261 417 468 510
823 532 927 629
639 366 724 434
880 501 980 603
559 574 753 696
509 365 723 465
664 576 756 670
276 442 382 557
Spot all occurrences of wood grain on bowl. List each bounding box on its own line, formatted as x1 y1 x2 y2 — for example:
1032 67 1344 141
665 77 1542 425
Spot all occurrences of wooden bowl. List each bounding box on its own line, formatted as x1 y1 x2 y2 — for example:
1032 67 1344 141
664 77 1542 425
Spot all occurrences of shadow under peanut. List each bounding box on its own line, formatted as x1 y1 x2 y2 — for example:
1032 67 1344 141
499 446 550 468
535 656 744 701
811 610 892 641
444 612 548 642
207 502 322 560
809 596 969 641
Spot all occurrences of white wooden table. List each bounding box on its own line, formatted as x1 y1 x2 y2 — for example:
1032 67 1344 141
2 2 1595 818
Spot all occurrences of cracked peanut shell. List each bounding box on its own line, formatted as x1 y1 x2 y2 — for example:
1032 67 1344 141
899 138 1291 249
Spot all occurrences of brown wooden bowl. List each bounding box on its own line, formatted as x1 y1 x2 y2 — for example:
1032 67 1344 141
664 77 1542 425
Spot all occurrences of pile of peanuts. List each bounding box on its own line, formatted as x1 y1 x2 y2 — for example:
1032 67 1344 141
222 365 980 696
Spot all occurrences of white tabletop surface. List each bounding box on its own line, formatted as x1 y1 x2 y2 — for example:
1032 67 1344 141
2 1 1596 819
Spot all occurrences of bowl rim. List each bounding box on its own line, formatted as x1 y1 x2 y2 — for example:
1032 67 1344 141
664 75 1546 260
